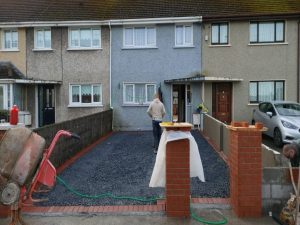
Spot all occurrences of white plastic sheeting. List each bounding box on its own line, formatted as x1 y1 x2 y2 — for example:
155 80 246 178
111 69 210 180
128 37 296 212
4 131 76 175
149 130 205 187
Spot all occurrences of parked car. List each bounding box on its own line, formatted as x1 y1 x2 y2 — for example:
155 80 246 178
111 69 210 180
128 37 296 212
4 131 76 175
252 101 300 147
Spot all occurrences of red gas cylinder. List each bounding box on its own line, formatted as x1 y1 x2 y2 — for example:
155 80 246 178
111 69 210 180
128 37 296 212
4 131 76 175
10 105 19 125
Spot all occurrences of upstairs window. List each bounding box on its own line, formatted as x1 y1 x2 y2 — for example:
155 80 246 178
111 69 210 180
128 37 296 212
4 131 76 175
123 83 156 105
34 28 51 49
69 84 102 106
175 24 193 46
249 80 284 103
3 29 18 50
69 27 101 49
250 21 285 43
123 27 156 48
211 23 228 45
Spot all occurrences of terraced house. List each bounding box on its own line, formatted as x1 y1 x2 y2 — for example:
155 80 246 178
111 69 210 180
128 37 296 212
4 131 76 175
0 0 299 129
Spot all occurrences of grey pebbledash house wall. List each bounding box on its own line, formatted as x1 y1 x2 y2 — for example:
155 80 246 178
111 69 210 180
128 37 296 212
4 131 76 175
111 23 202 131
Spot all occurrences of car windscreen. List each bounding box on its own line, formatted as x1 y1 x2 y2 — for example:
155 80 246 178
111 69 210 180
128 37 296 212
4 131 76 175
274 103 300 116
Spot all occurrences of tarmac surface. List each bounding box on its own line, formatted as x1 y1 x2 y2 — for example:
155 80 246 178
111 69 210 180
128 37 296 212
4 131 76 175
0 209 278 225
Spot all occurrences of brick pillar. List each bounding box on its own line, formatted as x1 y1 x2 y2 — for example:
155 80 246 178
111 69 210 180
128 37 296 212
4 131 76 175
229 122 263 217
166 138 190 217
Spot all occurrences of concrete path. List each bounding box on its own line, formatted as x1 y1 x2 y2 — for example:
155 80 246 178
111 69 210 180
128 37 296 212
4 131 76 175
0 209 278 225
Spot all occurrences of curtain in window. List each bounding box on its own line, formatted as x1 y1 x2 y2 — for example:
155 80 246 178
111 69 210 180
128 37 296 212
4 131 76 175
147 27 156 46
125 85 134 102
146 85 155 102
124 28 133 46
93 85 101 102
250 23 257 42
134 84 145 103
12 31 18 48
72 86 80 103
134 28 145 46
176 26 184 45
4 31 11 48
80 29 91 47
36 30 44 48
259 23 274 42
249 82 257 102
44 30 51 48
211 25 219 43
81 85 92 103
220 24 228 43
275 82 284 100
275 22 284 41
185 26 192 44
92 29 100 47
258 82 274 101
70 29 79 47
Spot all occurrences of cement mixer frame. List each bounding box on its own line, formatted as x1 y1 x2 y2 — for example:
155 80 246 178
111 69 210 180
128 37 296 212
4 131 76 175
0 128 80 225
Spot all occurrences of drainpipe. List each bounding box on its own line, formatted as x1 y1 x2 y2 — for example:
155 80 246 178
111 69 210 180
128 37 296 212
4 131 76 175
297 20 300 103
109 21 112 109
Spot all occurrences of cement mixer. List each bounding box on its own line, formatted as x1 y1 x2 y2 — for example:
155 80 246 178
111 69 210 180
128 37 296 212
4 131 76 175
0 127 80 225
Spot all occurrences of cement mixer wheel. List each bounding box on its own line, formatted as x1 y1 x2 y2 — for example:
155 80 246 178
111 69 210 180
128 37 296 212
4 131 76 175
1 182 20 205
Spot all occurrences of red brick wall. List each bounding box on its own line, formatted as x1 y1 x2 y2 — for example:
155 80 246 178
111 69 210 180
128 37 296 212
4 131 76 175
229 123 262 217
166 138 190 217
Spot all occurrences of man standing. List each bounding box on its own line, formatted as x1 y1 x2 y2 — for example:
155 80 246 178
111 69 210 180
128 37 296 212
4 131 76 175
283 140 300 167
147 93 166 154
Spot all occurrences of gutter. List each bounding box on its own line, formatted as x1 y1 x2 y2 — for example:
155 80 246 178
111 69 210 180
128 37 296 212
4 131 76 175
0 16 202 28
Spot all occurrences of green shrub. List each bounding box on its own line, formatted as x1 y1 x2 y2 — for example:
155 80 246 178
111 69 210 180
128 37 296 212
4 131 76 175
0 110 9 122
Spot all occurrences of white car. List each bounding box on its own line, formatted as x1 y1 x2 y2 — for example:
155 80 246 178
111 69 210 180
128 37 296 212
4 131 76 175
252 101 300 147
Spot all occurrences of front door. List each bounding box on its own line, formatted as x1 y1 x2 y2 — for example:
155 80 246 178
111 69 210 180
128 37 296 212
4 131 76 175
38 85 55 127
212 83 232 124
172 84 186 122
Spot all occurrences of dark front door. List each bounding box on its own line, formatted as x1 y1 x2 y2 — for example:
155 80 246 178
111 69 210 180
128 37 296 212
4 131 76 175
38 85 55 127
212 83 232 124
172 84 186 122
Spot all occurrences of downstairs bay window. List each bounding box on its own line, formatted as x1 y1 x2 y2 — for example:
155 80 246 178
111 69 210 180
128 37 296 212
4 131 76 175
69 84 102 107
123 83 156 105
249 80 284 103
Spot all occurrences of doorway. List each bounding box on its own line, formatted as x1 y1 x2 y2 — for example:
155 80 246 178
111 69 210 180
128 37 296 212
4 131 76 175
172 84 186 122
212 83 232 124
38 85 55 127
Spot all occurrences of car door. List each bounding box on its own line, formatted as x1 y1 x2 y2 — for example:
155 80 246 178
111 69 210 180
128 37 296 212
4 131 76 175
264 103 277 137
254 103 272 136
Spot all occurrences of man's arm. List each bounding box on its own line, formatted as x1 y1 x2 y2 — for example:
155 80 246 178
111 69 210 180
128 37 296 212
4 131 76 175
147 103 153 118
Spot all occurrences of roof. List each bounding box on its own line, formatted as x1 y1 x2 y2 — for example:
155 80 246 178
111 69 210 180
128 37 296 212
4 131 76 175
0 61 25 79
0 0 300 23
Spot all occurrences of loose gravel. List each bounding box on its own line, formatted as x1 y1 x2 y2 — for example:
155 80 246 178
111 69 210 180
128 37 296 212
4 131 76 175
36 130 229 206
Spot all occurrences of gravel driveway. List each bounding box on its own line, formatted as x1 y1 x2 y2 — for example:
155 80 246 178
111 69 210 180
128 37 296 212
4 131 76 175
37 130 229 206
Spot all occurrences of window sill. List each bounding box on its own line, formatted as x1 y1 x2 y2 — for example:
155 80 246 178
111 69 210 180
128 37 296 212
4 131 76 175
122 104 150 107
173 45 195 49
248 103 259 106
248 42 288 46
67 47 102 51
0 49 20 52
32 48 54 52
209 44 231 47
68 104 103 108
122 46 158 50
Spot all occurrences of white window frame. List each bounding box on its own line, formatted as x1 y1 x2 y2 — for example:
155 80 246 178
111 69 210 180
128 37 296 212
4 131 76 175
249 21 285 44
211 22 229 45
68 27 101 50
0 84 13 110
123 26 157 48
34 27 52 50
175 24 193 47
2 29 18 50
123 83 156 105
69 84 102 107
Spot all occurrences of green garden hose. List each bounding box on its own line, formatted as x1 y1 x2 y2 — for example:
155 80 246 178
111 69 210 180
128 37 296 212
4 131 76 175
56 176 227 224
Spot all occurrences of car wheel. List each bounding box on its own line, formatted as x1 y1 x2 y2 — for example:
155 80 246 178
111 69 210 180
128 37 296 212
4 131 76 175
274 128 283 147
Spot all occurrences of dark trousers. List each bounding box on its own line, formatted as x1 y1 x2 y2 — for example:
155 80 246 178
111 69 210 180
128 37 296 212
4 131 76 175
152 120 162 149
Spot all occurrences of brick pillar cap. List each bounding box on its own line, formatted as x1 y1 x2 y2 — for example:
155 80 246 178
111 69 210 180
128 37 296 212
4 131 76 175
227 121 267 132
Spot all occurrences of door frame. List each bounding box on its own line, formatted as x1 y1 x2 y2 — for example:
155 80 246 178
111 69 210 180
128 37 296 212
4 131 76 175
212 82 232 123
37 84 56 127
171 84 189 122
